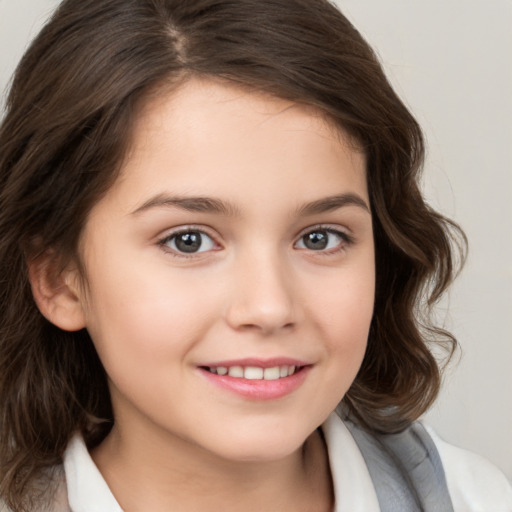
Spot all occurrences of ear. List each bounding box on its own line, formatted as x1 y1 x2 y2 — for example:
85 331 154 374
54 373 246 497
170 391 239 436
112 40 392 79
27 250 86 331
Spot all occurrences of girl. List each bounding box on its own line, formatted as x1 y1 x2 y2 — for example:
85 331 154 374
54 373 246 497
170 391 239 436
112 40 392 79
0 0 510 511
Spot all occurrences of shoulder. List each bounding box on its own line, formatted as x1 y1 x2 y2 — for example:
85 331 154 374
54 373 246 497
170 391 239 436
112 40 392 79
325 412 512 512
424 424 512 512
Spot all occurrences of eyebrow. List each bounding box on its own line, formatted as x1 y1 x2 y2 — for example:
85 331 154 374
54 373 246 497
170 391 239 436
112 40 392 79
130 194 240 216
296 193 370 216
130 192 370 217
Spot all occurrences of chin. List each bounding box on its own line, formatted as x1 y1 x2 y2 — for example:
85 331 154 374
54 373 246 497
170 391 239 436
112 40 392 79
199 422 315 464
219 441 304 464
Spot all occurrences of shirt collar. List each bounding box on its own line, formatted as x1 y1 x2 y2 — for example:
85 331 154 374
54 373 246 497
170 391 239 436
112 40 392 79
63 434 122 512
322 413 380 511
63 413 378 512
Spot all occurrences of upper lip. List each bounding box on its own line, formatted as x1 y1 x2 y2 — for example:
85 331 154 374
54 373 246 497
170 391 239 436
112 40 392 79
198 357 310 368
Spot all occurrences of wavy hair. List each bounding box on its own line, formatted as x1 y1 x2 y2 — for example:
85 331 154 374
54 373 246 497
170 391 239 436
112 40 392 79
0 0 466 509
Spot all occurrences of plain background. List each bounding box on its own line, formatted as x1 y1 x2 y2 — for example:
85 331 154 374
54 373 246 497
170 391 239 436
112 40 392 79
1 0 511 481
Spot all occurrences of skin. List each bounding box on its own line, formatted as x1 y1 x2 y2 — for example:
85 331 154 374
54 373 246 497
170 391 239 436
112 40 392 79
60 78 375 511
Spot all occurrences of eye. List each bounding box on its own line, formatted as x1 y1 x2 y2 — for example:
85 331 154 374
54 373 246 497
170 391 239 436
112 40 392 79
160 230 216 254
295 228 349 252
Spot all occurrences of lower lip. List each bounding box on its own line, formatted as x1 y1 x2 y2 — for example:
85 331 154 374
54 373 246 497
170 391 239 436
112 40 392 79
199 366 311 400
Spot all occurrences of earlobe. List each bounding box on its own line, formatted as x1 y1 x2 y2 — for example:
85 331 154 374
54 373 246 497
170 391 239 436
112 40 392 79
27 251 86 332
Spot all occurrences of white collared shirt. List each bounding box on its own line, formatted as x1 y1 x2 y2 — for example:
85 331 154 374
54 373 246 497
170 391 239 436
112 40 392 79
58 413 512 511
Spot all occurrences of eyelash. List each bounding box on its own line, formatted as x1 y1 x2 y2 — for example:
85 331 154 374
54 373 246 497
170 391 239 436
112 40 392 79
295 226 354 255
157 226 219 259
157 225 354 259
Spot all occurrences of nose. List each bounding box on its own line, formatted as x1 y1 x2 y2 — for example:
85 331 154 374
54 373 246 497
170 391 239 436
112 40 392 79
224 248 297 335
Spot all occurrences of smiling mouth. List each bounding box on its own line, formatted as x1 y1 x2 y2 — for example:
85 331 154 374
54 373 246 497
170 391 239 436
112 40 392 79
199 362 311 399
201 365 302 380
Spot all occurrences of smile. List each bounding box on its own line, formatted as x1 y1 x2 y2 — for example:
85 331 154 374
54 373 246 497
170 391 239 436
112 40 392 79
198 359 311 400
205 365 299 380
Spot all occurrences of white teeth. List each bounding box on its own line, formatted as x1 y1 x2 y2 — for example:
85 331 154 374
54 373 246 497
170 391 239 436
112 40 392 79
244 367 264 380
263 367 280 380
228 366 244 378
209 364 299 379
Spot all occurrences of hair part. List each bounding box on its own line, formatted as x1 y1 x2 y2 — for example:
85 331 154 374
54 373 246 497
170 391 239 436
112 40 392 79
0 0 466 509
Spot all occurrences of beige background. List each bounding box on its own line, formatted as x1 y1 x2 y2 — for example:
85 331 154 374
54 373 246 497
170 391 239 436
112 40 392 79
1 0 511 481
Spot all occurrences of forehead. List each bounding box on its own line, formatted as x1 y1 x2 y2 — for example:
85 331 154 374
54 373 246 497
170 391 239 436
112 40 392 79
102 78 368 216
136 78 348 141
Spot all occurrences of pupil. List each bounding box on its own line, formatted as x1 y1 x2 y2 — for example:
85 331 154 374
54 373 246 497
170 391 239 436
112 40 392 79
304 231 328 250
176 232 201 253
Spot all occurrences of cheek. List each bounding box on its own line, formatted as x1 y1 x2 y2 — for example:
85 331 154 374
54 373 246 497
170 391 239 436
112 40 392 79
292 260 374 426
308 255 375 379
312 261 375 342
81 259 222 373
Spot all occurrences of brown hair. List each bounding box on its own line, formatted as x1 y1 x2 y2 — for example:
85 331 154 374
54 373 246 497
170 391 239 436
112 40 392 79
0 0 466 509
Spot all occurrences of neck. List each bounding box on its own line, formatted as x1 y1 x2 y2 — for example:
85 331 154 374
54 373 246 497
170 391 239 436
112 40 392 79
92 422 333 512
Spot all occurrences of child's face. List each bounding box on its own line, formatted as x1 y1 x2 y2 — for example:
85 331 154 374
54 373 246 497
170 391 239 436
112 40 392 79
75 78 375 462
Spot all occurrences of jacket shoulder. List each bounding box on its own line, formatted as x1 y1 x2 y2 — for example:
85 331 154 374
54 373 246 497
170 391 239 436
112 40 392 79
425 424 512 512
